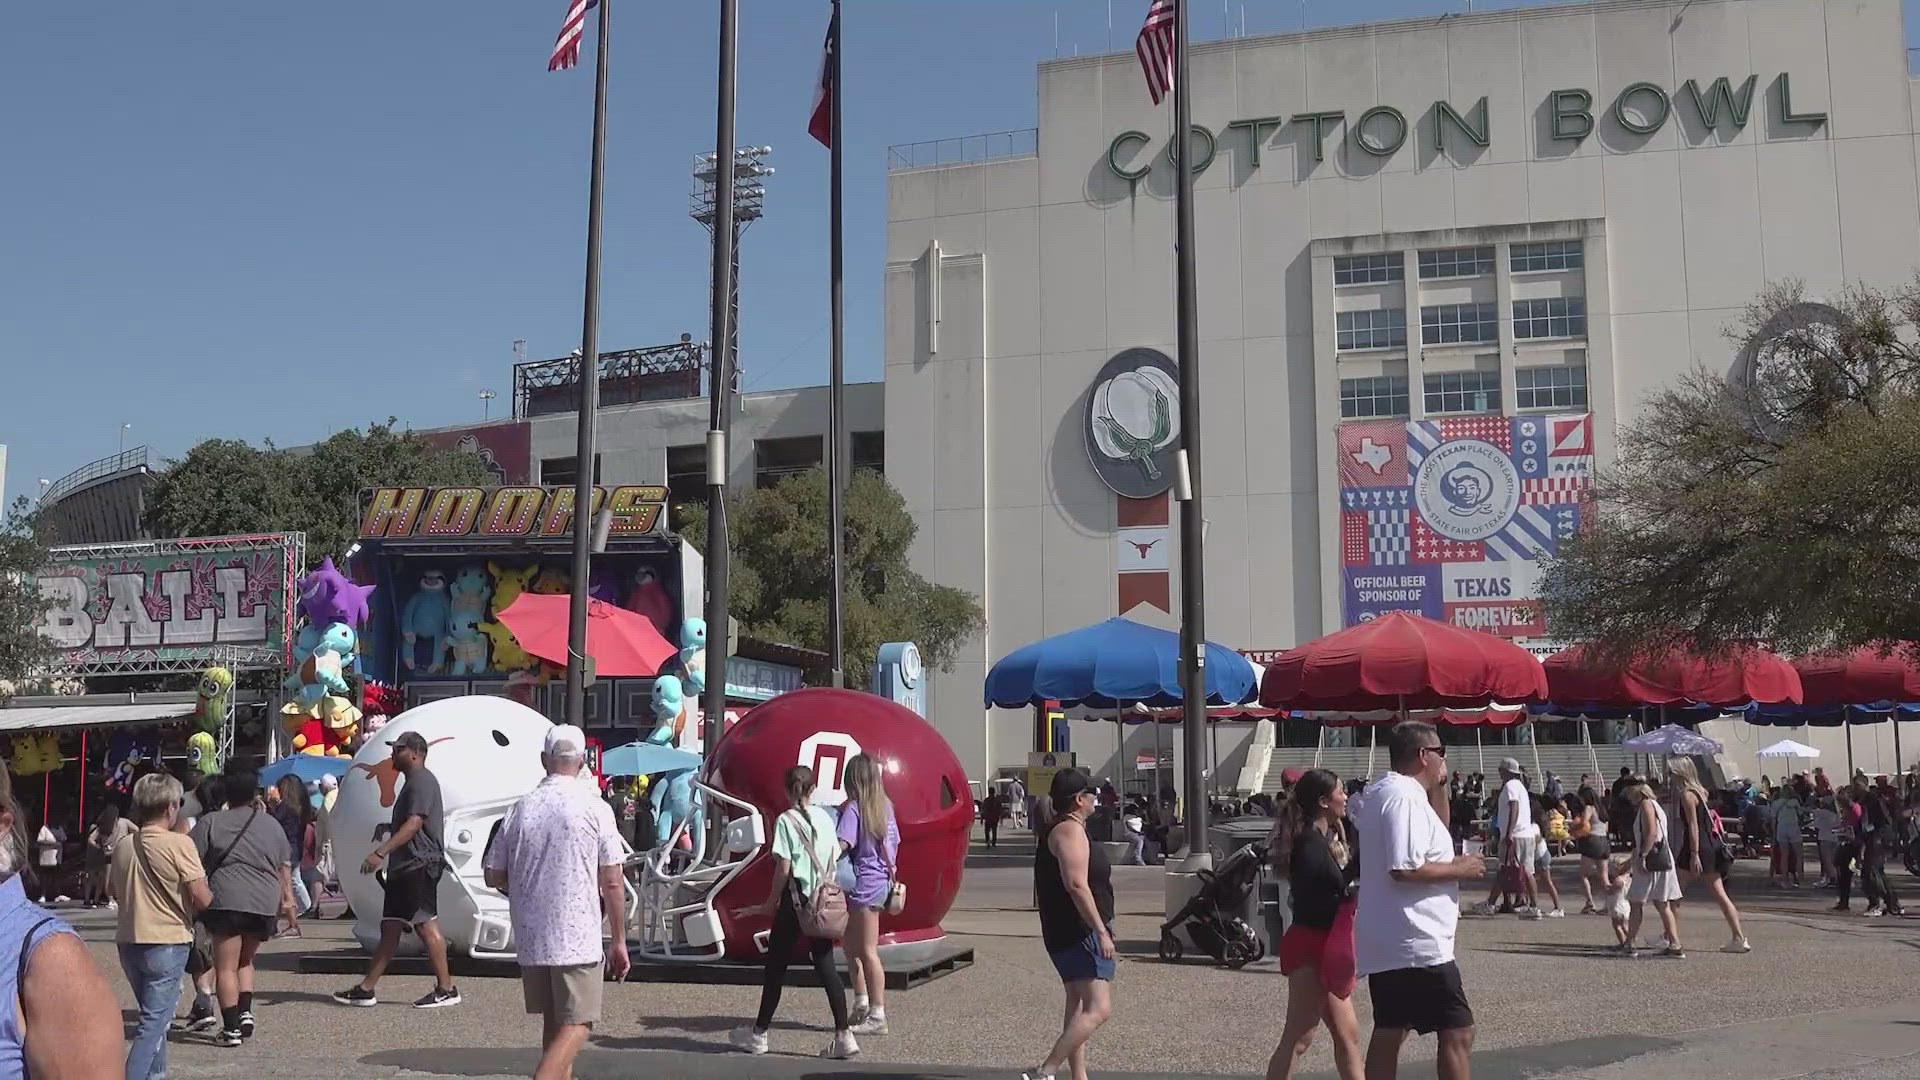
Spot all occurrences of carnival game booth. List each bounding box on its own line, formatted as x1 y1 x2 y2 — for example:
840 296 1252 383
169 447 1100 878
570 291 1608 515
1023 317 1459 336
12 532 301 892
349 483 721 746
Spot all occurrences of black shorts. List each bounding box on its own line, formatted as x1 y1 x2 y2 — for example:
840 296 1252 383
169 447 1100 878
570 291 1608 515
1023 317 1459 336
199 908 275 942
381 864 442 926
1576 834 1610 860
1369 961 1474 1034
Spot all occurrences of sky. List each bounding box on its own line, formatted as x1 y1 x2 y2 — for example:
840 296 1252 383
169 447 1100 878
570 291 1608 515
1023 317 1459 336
4 0 1919 505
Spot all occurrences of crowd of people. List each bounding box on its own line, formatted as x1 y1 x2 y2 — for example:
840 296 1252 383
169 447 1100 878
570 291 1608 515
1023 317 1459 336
1 717 1912 1080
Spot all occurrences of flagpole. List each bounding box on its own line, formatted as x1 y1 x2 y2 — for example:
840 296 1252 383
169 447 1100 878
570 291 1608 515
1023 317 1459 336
1172 0 1211 863
826 0 847 687
702 0 741 753
565 0 612 730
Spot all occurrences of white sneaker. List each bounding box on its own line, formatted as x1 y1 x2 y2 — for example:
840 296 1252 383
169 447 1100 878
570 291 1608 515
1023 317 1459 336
1865 905 1887 917
821 1031 860 1059
848 1003 868 1027
849 1013 889 1036
1721 936 1752 954
1469 900 1501 916
1520 907 1545 920
729 1026 769 1055
1544 908 1566 918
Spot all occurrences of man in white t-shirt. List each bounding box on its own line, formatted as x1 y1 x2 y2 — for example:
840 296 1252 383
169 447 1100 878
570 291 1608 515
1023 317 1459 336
1351 721 1487 1080
1472 759 1541 918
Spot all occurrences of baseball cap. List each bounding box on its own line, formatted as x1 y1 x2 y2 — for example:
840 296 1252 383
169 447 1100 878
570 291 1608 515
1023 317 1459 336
388 731 429 755
1499 757 1523 775
1049 768 1092 805
544 724 587 758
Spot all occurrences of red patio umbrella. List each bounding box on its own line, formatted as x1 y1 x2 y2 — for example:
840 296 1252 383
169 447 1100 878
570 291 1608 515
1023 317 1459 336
1543 644 1802 708
496 594 679 678
1259 612 1549 711
1792 647 1920 706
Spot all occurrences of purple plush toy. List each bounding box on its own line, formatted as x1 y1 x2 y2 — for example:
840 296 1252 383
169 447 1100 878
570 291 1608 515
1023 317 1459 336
298 557 377 629
588 565 624 605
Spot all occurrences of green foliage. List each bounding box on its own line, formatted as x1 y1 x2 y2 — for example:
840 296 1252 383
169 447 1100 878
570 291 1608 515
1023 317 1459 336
1542 279 1920 660
0 497 56 684
146 420 496 558
679 468 984 686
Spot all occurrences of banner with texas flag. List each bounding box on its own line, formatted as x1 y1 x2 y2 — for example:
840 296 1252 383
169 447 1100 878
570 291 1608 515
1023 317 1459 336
1338 413 1593 637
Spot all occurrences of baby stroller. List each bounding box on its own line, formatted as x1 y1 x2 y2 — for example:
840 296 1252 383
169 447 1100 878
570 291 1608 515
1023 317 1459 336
1157 840 1266 968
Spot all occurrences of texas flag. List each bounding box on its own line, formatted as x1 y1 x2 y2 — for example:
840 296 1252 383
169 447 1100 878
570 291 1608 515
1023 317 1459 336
1338 420 1407 488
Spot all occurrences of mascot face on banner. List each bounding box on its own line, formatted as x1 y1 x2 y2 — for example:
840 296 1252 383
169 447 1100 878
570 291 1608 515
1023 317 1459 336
703 688 973 958
331 696 551 956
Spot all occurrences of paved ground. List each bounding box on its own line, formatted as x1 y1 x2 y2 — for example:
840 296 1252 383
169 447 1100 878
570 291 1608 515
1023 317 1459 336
77 831 1920 1078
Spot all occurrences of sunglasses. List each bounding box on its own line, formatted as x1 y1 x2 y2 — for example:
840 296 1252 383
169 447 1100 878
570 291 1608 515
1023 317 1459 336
1420 745 1447 758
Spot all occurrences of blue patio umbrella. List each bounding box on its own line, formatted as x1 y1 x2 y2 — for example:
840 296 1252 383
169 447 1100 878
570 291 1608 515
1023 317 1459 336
983 617 1258 709
600 741 702 778
258 754 352 788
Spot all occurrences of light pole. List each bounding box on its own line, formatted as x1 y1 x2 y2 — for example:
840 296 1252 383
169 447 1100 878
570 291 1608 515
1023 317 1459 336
479 389 497 420
691 145 772 419
118 423 132 457
691 140 771 750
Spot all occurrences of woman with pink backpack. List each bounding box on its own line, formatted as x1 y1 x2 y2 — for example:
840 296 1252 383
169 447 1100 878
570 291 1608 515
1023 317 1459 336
729 765 859 1060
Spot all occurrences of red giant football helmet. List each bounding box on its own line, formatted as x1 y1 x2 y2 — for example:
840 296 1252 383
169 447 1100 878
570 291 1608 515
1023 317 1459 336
635 687 973 961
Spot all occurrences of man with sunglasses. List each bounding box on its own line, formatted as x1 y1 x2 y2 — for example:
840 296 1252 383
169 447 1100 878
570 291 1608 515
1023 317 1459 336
1351 721 1488 1080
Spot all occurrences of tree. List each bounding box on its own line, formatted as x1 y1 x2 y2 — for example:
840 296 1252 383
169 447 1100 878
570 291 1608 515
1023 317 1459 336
146 421 496 557
1542 279 1920 659
679 468 985 687
0 498 56 686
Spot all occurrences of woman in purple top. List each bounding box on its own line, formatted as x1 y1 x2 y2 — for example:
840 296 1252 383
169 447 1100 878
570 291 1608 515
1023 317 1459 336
837 754 899 1037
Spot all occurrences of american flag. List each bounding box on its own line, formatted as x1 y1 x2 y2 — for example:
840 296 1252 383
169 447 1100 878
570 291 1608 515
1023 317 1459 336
1135 0 1177 105
548 0 598 72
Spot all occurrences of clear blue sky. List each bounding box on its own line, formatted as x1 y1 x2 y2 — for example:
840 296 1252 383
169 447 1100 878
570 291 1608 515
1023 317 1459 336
5 0 1918 503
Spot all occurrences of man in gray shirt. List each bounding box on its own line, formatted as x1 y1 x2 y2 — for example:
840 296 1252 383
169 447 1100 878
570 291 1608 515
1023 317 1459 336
332 731 459 1009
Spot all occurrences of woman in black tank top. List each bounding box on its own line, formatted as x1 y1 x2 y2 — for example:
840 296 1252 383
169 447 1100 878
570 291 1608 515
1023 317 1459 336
1022 770 1114 1080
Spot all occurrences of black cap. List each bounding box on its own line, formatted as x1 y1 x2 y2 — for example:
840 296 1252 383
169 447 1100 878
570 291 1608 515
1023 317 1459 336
1049 768 1092 805
388 731 429 755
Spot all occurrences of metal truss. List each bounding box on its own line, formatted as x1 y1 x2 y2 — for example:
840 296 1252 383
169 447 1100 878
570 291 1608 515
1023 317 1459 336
514 341 707 418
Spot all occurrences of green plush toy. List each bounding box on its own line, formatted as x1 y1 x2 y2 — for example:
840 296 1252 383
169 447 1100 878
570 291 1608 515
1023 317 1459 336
196 666 233 734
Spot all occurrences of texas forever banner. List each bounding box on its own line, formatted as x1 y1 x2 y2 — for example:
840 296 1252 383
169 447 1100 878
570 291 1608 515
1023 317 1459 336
1338 413 1593 638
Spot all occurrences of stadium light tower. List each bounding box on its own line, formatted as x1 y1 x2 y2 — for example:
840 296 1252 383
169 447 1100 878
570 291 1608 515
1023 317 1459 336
691 146 772 403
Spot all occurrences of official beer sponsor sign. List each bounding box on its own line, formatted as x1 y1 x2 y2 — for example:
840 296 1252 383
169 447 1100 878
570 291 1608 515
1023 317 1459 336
1339 414 1592 637
1085 348 1181 499
359 484 668 541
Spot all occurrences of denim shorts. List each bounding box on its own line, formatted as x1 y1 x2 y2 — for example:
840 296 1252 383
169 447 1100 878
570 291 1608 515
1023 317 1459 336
1048 928 1115 983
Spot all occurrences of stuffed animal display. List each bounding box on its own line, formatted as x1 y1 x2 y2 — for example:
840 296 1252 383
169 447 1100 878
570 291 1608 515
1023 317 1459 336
196 666 233 733
446 565 492 675
8 735 60 776
298 557 377 629
679 617 708 694
626 566 674 636
187 731 219 776
401 569 452 673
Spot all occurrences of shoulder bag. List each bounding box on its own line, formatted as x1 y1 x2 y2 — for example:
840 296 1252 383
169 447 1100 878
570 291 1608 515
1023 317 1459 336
787 810 848 941
1641 807 1673 872
878 814 906 916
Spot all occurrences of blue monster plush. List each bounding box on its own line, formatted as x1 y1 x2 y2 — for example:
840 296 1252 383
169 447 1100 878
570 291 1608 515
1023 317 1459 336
401 568 453 673
679 617 708 695
646 675 703 850
646 676 684 745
